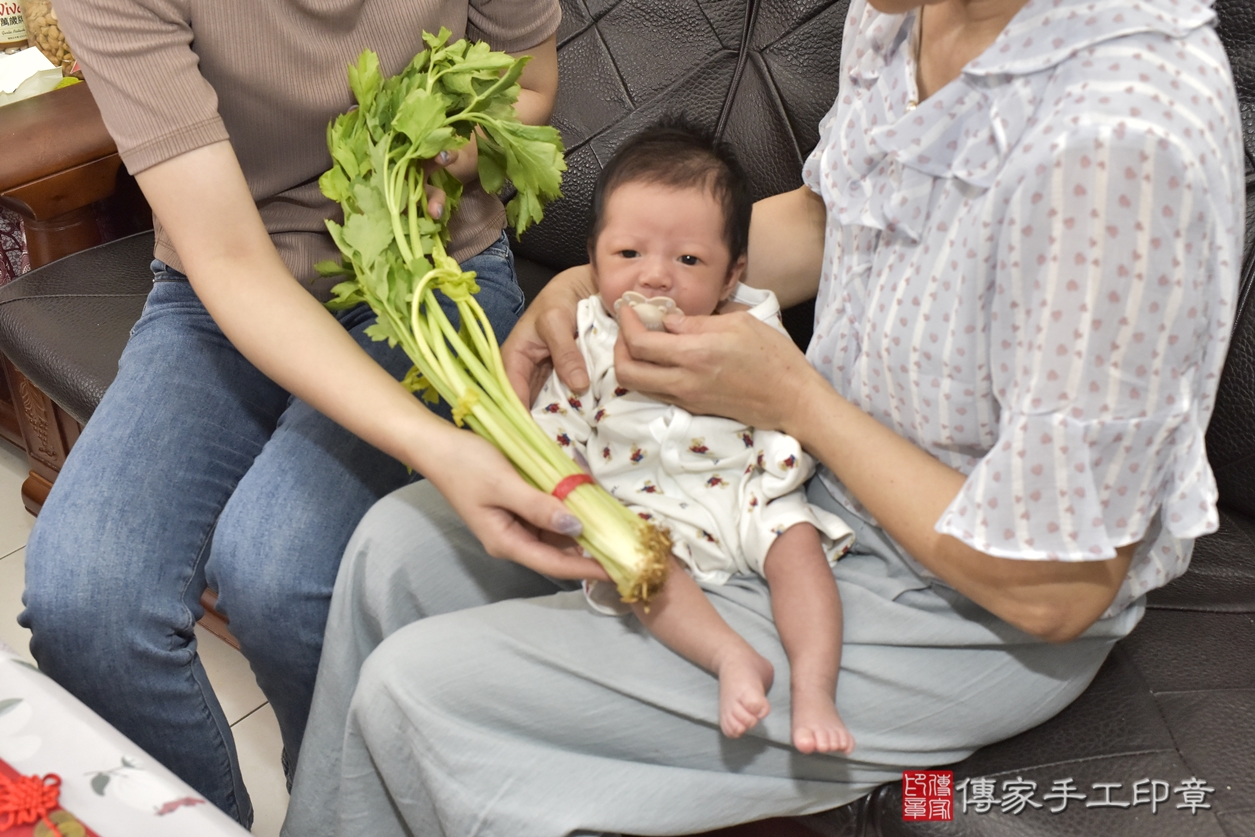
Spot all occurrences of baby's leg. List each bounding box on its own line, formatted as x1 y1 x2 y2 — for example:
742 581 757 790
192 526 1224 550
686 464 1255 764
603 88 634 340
632 557 774 738
763 523 854 755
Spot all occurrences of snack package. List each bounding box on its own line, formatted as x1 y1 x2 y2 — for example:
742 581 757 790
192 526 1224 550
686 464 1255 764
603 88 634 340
0 1 26 51
18 0 73 74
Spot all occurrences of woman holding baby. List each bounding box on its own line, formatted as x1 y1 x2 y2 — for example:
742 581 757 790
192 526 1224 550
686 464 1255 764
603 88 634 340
284 0 1243 833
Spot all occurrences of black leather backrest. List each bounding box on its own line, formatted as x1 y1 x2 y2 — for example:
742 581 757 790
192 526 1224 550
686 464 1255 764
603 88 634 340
1215 0 1255 143
512 0 850 271
1205 0 1255 518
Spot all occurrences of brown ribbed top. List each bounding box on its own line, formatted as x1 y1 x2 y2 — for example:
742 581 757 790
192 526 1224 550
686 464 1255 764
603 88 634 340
56 0 560 298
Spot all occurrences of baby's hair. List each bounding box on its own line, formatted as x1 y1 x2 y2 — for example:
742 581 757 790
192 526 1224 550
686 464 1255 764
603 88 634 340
588 117 752 264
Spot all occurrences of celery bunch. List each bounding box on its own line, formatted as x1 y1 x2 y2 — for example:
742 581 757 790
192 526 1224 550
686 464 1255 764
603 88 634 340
317 30 671 602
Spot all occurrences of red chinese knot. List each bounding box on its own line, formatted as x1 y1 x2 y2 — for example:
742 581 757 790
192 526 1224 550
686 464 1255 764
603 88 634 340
0 772 63 836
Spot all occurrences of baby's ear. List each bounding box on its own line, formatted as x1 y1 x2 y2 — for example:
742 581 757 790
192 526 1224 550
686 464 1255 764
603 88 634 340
722 254 747 298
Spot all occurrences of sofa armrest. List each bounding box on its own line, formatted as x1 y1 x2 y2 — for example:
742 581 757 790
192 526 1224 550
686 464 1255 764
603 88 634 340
0 82 127 267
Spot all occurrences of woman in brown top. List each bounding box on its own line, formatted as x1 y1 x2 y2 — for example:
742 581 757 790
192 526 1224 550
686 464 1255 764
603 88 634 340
16 0 598 826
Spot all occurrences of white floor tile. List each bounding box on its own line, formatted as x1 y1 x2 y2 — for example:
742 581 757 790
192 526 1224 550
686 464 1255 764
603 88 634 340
197 626 267 726
232 704 289 837
0 441 33 559
0 439 28 478
0 547 32 664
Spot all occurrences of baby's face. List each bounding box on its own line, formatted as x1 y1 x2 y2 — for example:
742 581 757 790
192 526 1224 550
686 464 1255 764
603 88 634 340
592 180 741 318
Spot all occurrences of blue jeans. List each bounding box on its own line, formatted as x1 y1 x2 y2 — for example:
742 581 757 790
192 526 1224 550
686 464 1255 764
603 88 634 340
18 233 524 827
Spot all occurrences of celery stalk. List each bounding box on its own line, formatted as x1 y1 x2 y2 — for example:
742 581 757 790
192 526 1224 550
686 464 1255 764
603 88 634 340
317 32 671 602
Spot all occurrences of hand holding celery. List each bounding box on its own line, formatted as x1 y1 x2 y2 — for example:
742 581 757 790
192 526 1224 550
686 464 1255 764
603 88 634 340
317 30 670 602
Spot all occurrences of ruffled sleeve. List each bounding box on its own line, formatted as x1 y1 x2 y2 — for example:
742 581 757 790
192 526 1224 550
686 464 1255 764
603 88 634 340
936 123 1229 560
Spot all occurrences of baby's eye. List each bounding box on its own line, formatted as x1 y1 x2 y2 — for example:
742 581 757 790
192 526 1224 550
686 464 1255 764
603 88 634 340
619 249 640 259
679 254 700 266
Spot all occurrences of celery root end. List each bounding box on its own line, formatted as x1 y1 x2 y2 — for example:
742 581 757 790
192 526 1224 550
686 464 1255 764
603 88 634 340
617 520 673 604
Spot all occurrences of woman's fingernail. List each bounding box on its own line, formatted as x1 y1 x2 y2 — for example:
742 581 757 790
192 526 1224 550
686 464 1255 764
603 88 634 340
432 203 443 219
554 513 583 538
438 151 451 164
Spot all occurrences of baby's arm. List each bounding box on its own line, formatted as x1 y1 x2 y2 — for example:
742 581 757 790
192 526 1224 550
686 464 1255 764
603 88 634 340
632 558 775 739
762 522 854 754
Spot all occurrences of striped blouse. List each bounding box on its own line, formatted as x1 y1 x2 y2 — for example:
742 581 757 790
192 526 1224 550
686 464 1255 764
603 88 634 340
804 0 1244 614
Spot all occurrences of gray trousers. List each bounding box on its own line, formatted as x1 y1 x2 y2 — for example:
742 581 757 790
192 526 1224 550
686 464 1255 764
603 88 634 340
283 480 1143 837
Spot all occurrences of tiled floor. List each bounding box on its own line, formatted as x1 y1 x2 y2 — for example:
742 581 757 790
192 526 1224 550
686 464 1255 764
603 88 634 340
0 441 290 835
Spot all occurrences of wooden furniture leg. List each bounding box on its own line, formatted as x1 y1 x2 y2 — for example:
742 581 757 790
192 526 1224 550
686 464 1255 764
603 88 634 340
199 590 239 649
0 357 75 516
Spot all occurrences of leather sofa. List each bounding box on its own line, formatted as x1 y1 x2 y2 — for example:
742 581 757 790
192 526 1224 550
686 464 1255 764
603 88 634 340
0 1 1251 835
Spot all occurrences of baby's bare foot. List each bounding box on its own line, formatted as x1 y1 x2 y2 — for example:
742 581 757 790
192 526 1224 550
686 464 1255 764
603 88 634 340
792 687 855 754
715 649 775 738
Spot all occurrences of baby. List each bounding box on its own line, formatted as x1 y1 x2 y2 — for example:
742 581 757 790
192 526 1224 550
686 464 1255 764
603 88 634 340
531 122 856 754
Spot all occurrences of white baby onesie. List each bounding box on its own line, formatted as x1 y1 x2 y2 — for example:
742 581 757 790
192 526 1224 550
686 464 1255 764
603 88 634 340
531 284 854 609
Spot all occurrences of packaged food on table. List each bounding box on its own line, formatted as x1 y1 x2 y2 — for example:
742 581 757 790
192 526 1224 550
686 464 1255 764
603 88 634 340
17 0 73 74
0 1 25 51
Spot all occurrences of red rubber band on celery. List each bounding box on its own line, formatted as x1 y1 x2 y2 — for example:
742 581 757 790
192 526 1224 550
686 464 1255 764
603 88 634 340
0 772 64 836
551 473 594 500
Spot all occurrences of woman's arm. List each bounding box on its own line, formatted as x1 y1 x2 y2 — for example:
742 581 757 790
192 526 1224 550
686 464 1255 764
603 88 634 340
130 37 605 581
743 186 827 308
785 360 1133 642
612 305 1131 644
